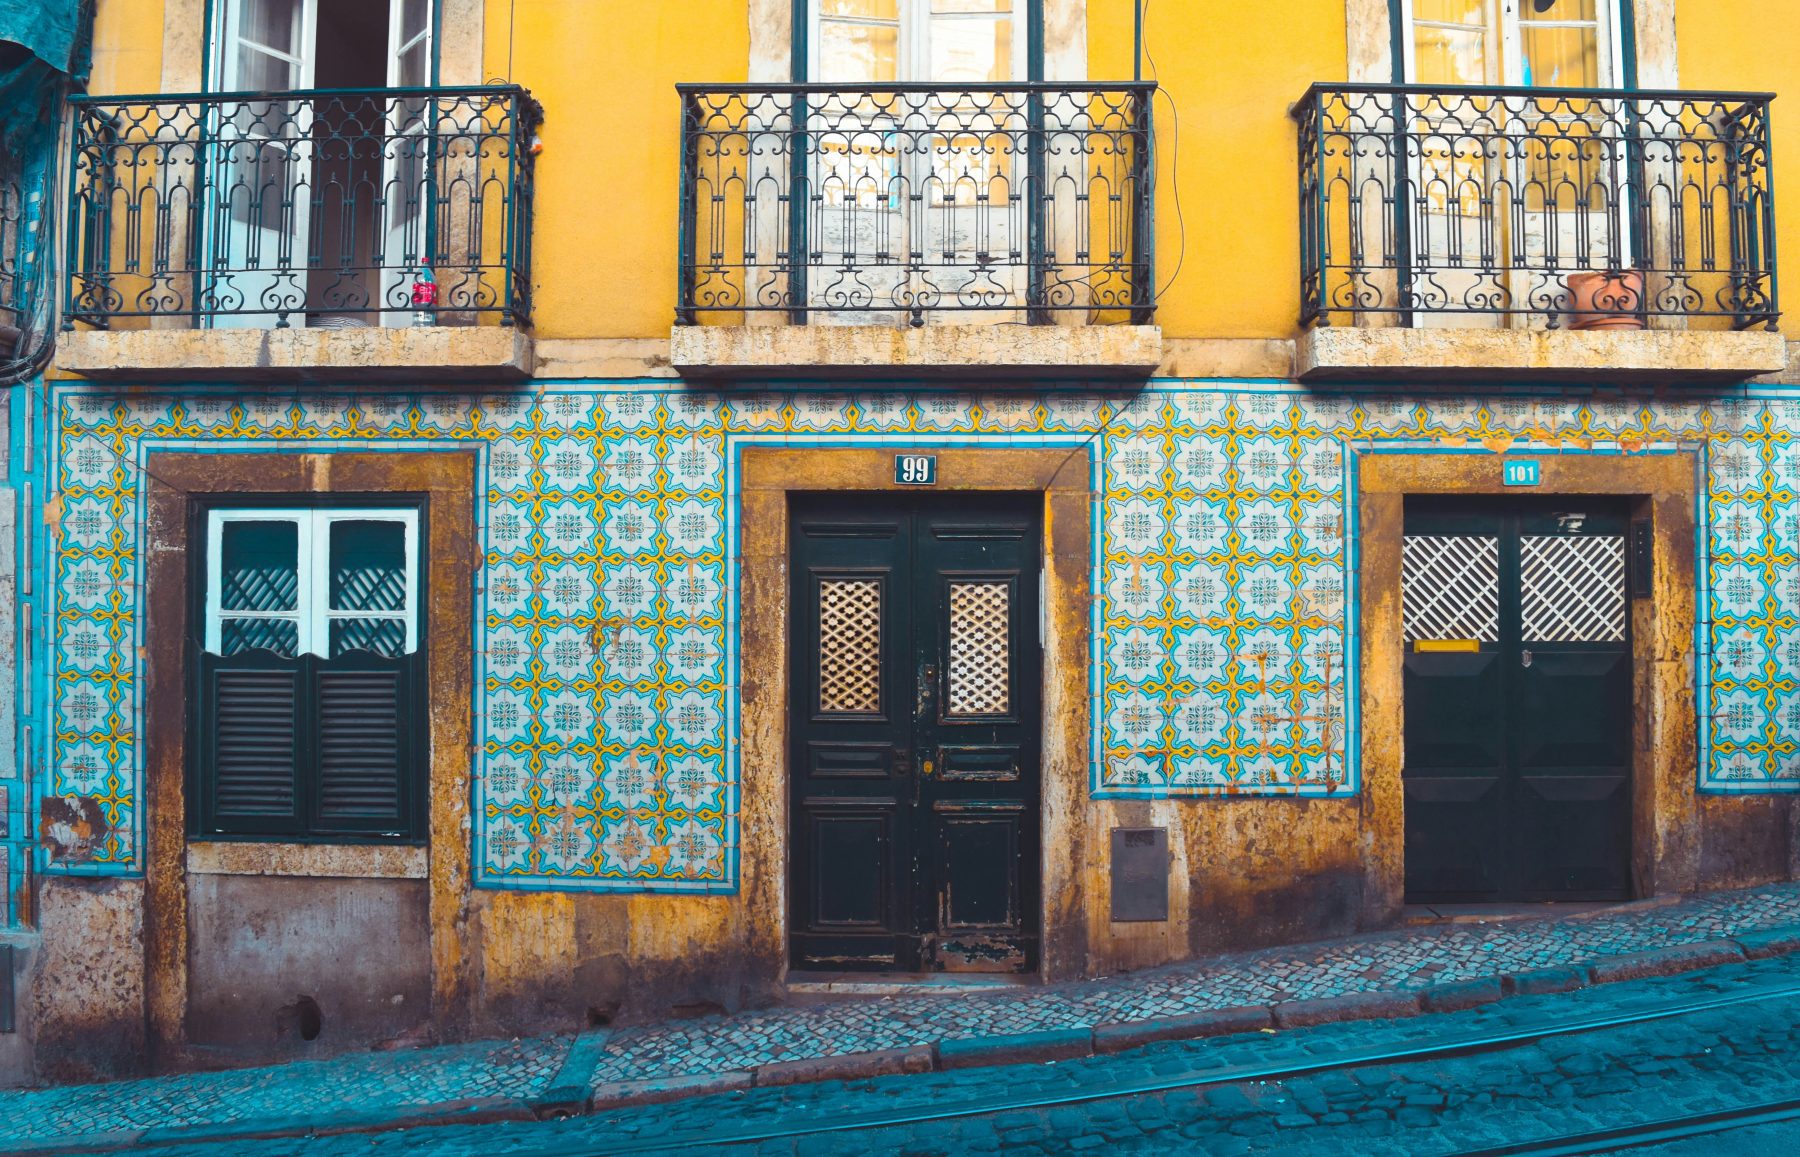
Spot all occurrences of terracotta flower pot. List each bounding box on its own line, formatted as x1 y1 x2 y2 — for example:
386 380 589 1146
1566 270 1646 331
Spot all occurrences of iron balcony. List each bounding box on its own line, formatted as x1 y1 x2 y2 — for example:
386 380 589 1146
65 85 543 329
676 82 1156 327
1293 83 1778 330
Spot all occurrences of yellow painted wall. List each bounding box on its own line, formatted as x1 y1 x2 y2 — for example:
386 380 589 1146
1676 0 1800 326
1089 0 1347 340
485 0 748 339
72 2 1800 348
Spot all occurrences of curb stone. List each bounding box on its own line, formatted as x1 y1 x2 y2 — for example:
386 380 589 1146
1419 977 1504 1013
1732 926 1800 960
754 1045 934 1088
534 1028 613 1116
1501 965 1589 997
589 1070 754 1111
1584 940 1746 985
936 1027 1094 1070
1093 1005 1276 1053
1274 990 1421 1029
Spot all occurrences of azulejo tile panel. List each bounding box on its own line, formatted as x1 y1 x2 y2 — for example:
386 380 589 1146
40 384 1800 887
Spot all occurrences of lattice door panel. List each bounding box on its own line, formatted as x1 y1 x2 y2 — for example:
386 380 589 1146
818 578 882 713
947 580 1011 716
1402 535 1500 643
1520 535 1626 643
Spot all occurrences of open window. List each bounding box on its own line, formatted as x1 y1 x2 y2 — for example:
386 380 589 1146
1398 0 1630 327
193 505 425 842
208 0 435 328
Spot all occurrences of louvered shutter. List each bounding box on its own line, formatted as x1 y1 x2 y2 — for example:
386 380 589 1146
201 656 304 833
313 659 411 832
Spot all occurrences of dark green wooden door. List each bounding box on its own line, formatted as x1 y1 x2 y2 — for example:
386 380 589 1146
789 493 1042 973
1402 496 1632 903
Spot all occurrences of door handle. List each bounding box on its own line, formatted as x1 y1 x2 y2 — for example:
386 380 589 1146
1521 649 1533 668
894 748 911 777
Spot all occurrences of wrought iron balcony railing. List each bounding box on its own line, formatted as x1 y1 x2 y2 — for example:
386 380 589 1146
677 83 1155 326
1294 84 1777 329
66 85 542 328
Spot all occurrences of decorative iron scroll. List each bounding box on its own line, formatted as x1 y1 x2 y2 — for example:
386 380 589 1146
819 578 882 714
1402 535 1500 644
1294 84 1777 328
677 83 1156 326
948 580 1011 716
1521 534 1626 643
66 85 542 327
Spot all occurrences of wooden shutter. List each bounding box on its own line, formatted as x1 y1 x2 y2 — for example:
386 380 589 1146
204 660 303 832
313 662 408 831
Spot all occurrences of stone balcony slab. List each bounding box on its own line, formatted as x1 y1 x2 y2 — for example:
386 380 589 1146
670 324 1163 382
1299 326 1788 384
57 325 534 383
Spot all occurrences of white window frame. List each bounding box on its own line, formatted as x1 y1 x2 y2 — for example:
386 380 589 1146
808 0 1027 83
205 507 420 658
1399 0 1625 88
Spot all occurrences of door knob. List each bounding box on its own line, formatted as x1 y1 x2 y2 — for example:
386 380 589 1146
1521 649 1533 668
918 663 937 717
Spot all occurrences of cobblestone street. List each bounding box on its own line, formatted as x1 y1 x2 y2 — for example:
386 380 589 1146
6 882 1800 1153
106 934 1800 1156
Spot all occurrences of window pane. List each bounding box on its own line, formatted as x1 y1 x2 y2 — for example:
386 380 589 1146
1413 0 1486 23
930 15 1013 83
330 519 407 611
236 0 303 55
1521 25 1599 87
933 0 1012 12
401 0 431 37
818 18 899 82
1413 25 1488 85
221 617 299 657
221 520 299 611
330 619 407 658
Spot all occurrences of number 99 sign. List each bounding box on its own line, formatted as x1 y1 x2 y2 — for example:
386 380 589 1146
894 454 937 485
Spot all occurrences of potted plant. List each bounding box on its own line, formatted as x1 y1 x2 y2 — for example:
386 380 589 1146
1565 269 1646 330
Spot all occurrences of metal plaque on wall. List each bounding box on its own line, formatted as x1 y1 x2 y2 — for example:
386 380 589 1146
1110 826 1170 922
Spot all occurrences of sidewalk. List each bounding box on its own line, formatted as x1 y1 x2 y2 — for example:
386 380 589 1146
8 882 1800 1154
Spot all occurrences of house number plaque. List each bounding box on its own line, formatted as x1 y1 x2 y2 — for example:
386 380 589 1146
894 454 937 485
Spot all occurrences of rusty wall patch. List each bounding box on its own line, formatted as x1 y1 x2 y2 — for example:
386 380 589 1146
39 796 109 863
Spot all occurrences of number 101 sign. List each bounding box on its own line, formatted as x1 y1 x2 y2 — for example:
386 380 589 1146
894 454 937 485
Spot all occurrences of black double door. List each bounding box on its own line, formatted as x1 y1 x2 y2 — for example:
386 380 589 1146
1402 496 1632 904
789 493 1041 973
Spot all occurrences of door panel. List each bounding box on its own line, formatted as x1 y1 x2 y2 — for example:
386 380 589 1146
1403 496 1631 904
790 493 1040 973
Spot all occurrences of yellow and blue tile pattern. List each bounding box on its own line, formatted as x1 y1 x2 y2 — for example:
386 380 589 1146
41 384 1800 890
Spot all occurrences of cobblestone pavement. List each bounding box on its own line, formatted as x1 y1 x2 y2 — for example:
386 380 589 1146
118 949 1800 1156
7 881 1800 1152
583 883 1800 1085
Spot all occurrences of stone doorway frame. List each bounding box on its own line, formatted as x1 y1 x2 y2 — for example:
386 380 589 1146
139 449 479 1066
1355 448 1702 921
737 447 1093 981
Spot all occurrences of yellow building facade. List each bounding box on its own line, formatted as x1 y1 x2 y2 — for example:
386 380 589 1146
10 0 1800 1080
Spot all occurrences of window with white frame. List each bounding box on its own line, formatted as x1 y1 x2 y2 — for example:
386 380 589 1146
195 506 424 841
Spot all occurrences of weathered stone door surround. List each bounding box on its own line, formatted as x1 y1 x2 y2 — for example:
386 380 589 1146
1356 448 1701 920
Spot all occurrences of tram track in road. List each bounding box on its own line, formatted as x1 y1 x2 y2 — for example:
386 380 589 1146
572 976 1800 1154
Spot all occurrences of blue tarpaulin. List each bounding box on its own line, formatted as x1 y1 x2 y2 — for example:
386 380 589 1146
0 0 85 75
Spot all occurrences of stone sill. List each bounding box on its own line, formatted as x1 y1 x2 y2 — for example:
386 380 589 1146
58 325 534 383
186 841 427 880
671 323 1162 381
1299 326 1788 383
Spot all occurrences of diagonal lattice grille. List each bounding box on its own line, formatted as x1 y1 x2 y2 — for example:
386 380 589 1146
221 617 299 657
1402 535 1500 643
818 579 882 713
1520 534 1626 642
947 581 1011 716
330 618 406 658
